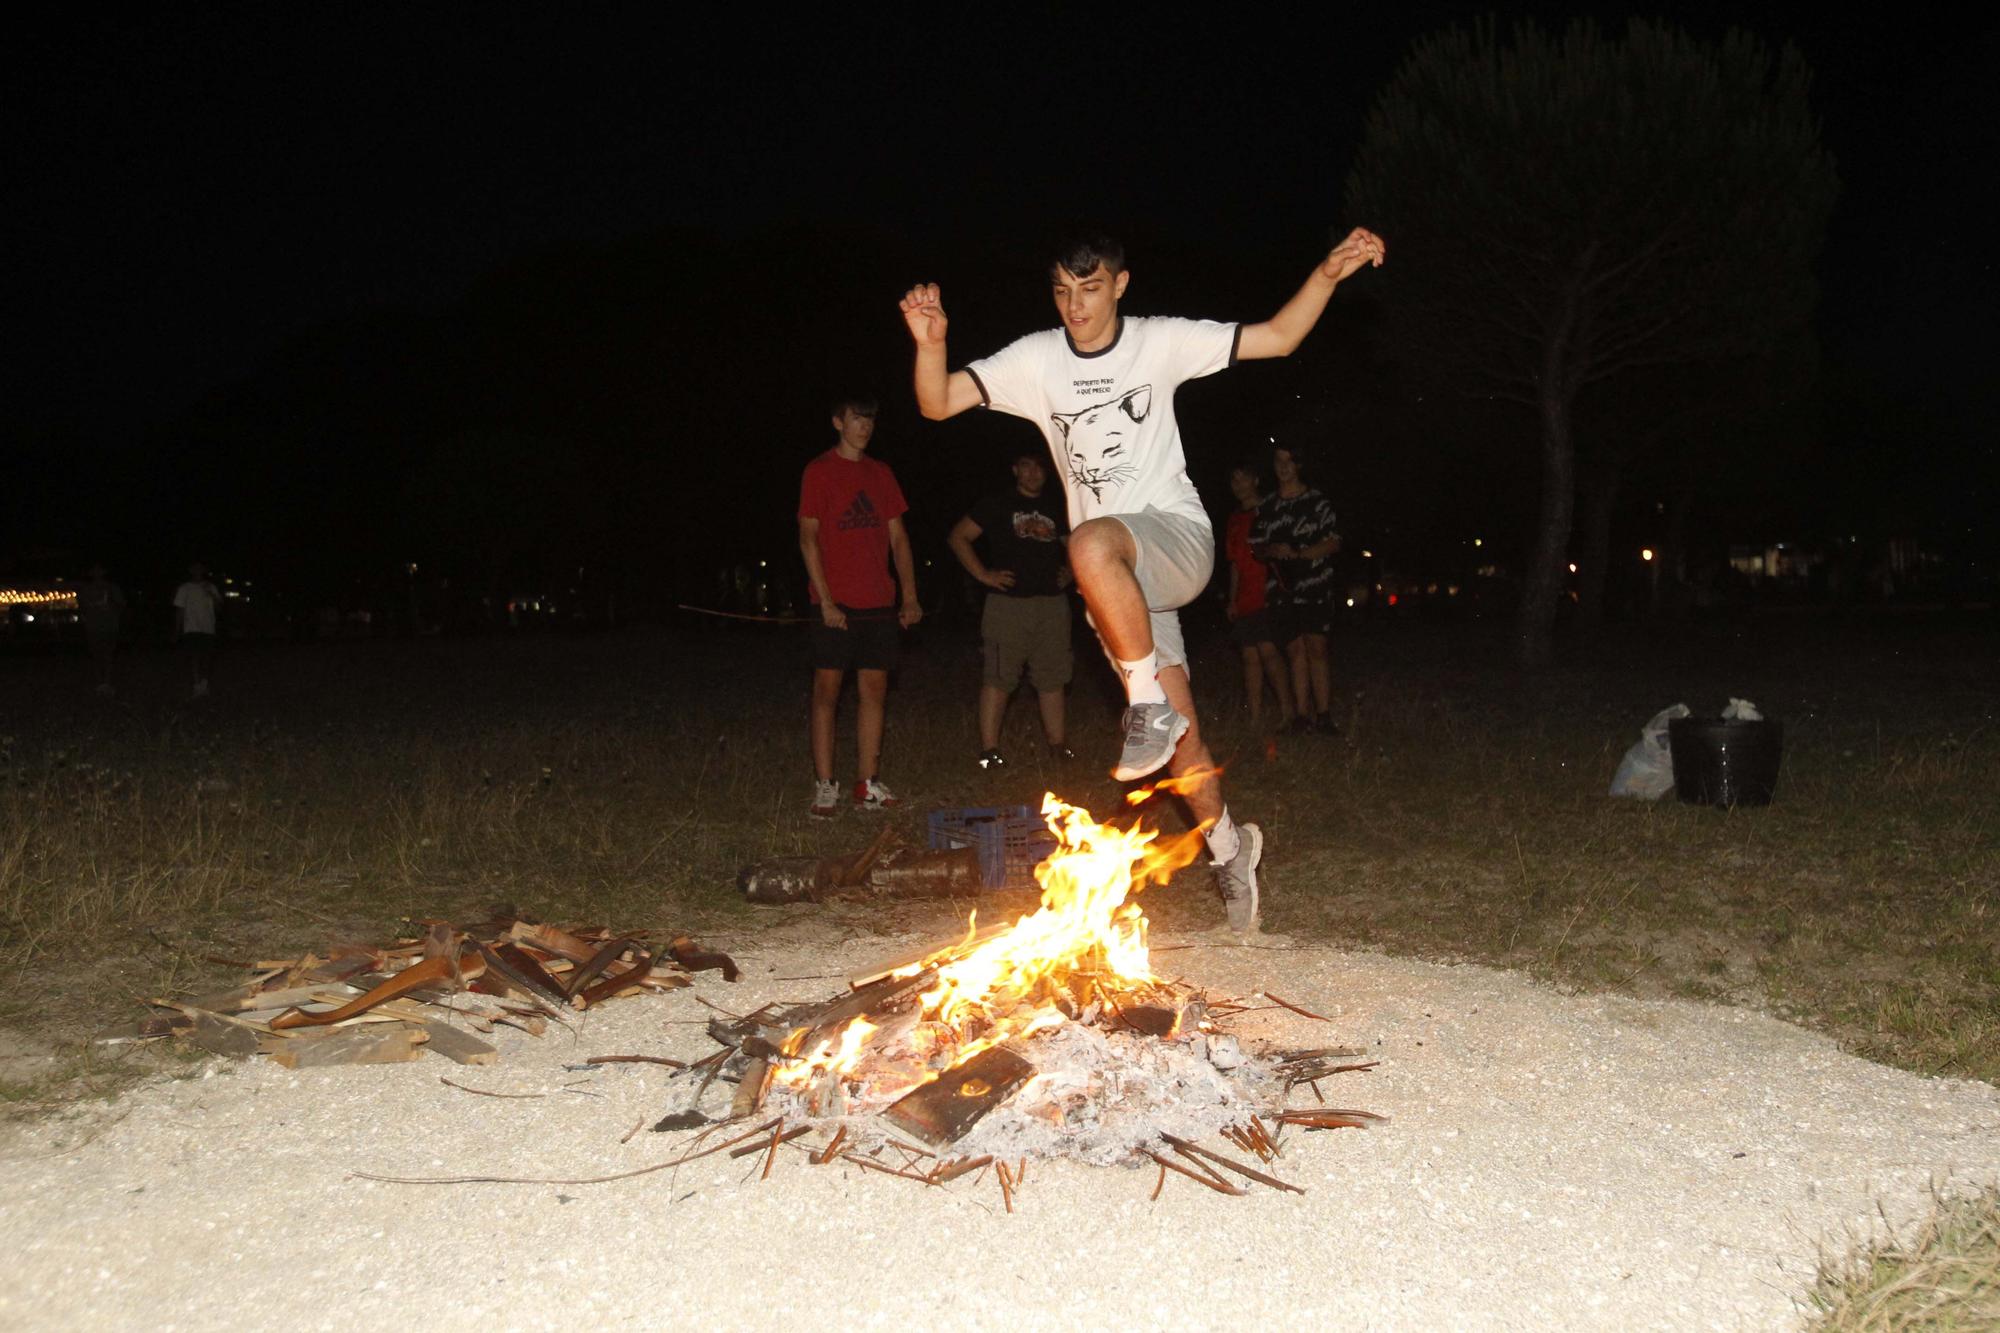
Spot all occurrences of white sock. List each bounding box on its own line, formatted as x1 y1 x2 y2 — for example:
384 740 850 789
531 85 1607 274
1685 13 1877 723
1206 808 1241 864
1117 651 1166 706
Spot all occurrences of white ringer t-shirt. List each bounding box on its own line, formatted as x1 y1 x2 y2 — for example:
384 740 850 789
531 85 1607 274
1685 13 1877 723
964 315 1240 528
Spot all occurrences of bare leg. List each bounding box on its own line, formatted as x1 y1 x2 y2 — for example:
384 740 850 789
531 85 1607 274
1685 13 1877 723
856 668 889 779
1304 633 1332 715
978 684 1009 749
1257 640 1296 722
1287 638 1310 718
810 669 843 780
1157 665 1224 830
1068 518 1152 662
1036 688 1066 746
1238 645 1264 728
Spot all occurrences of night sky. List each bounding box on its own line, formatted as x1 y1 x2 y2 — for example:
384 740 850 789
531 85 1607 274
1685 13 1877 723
7 5 1992 600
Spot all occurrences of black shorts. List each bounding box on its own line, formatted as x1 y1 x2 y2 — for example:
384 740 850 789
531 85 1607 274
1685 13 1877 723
1271 600 1332 643
809 606 900 672
1229 609 1277 648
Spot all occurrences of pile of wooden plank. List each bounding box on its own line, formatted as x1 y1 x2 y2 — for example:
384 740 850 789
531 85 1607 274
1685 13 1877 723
101 918 738 1069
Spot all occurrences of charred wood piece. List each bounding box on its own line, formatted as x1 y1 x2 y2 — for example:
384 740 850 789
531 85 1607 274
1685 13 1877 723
883 1045 1035 1148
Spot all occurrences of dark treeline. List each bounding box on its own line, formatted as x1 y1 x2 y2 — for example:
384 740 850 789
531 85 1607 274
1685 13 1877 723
13 217 1980 631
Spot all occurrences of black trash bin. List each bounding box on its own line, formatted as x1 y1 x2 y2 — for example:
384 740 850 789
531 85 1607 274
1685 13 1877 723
1668 717 1784 807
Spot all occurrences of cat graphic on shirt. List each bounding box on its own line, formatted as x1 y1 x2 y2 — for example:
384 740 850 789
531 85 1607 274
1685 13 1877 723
1050 384 1152 503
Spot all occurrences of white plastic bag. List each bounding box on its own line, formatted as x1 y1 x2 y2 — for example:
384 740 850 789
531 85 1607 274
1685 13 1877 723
1608 703 1690 799
1722 697 1763 721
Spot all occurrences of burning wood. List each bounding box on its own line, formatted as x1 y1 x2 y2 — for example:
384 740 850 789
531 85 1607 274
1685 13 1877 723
653 794 1386 1196
884 1045 1037 1147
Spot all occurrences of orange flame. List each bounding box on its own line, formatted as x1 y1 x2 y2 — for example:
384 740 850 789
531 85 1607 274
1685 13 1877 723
772 793 1204 1097
915 794 1202 1028
1123 764 1225 806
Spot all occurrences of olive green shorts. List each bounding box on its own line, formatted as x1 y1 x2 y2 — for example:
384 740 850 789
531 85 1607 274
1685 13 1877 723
981 593 1073 690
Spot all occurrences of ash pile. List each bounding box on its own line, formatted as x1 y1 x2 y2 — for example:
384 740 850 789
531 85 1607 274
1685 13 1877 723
690 956 1379 1175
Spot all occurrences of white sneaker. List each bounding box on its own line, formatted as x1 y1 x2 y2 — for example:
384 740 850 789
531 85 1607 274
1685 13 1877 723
853 778 899 811
808 779 841 819
1111 701 1188 782
1215 822 1263 933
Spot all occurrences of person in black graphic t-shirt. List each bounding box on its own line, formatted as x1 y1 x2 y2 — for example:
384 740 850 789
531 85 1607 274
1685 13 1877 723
1252 443 1342 734
948 450 1075 770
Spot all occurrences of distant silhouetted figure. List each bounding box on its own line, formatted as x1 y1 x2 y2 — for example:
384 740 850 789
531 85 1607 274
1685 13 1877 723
80 563 126 695
172 561 221 699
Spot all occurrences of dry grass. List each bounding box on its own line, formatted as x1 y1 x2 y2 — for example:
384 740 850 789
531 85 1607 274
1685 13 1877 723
1810 1185 2000 1330
4 615 1996 1078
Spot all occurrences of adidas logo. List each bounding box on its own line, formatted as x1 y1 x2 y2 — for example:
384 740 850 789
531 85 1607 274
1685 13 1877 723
836 491 882 532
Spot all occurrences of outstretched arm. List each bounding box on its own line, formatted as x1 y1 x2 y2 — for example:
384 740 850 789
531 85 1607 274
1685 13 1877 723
1236 227 1387 361
899 283 985 420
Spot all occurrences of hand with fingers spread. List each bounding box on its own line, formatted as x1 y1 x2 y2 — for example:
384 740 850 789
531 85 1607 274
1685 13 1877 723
1319 227 1388 284
900 283 949 346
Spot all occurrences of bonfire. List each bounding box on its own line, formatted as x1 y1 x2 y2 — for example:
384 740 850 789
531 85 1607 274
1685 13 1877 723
689 791 1381 1185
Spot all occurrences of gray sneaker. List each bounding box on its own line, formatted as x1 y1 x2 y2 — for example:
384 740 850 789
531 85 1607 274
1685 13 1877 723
1215 822 1263 933
1111 701 1189 781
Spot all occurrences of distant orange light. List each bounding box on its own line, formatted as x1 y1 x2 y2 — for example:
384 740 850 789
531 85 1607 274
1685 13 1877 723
1641 548 1656 562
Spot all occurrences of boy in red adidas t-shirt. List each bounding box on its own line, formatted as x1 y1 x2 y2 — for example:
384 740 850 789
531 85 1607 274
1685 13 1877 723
797 394 922 818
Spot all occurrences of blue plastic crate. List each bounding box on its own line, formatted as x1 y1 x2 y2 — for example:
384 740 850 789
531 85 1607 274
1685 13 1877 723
927 804 1058 889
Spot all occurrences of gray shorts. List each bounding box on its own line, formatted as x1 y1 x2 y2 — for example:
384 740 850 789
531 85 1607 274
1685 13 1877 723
1087 507 1214 672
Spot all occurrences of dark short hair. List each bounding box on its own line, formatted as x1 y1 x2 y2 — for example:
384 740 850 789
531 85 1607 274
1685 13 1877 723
1230 460 1266 483
1272 442 1310 474
1049 232 1126 280
830 393 879 419
1010 448 1046 467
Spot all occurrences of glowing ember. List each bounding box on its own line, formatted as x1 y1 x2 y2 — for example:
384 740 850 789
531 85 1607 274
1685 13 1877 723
772 792 1206 1101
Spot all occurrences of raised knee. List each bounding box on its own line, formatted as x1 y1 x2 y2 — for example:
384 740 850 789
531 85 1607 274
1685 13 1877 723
1068 518 1130 567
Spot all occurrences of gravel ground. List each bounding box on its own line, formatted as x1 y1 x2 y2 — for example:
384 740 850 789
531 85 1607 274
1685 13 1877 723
5 925 1997 1332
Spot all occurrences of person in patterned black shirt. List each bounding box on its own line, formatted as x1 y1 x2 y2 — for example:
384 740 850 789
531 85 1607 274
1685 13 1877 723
1252 444 1341 734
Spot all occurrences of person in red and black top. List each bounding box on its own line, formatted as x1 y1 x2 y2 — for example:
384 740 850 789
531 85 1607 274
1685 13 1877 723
1223 463 1297 733
797 394 922 818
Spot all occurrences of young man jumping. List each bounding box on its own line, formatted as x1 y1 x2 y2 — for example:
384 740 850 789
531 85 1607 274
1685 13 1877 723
900 227 1385 931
